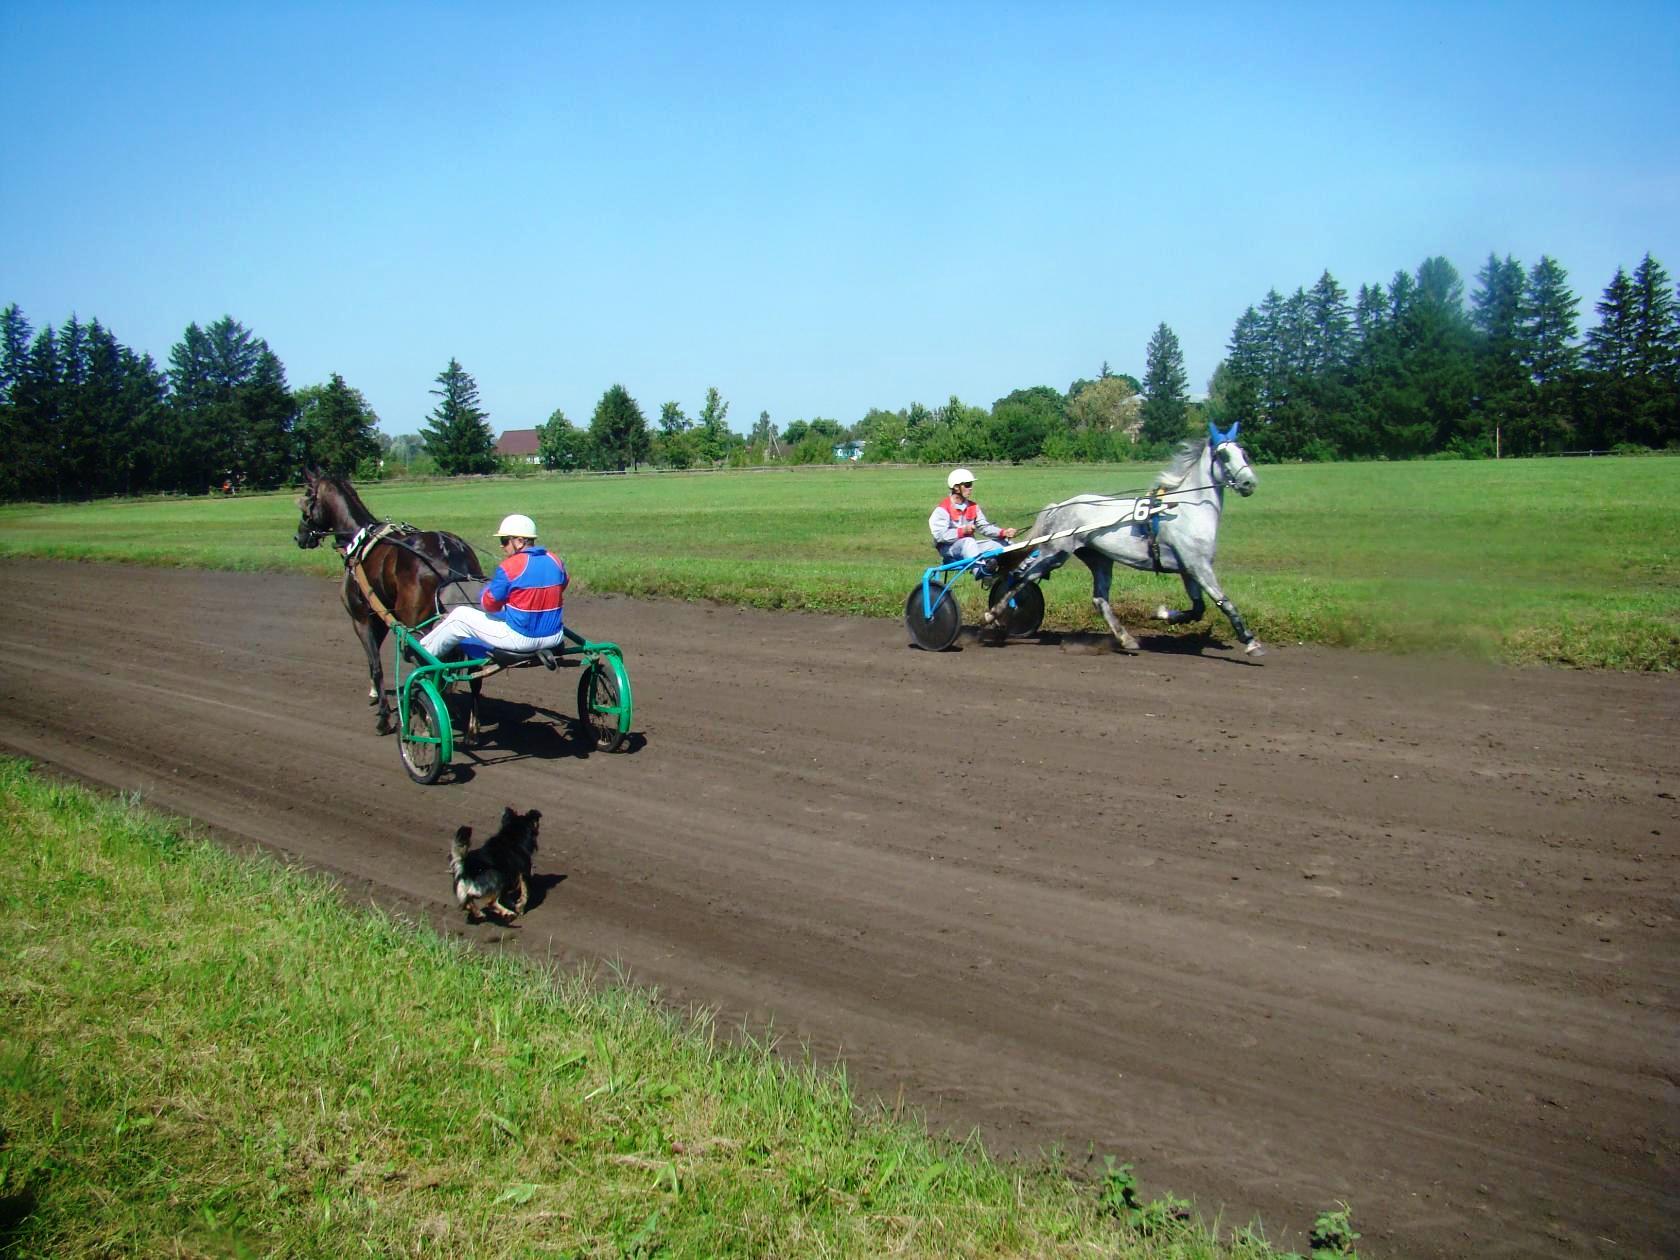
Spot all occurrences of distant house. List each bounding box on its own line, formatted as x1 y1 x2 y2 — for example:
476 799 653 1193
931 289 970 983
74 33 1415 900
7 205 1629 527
495 428 542 464
832 440 865 462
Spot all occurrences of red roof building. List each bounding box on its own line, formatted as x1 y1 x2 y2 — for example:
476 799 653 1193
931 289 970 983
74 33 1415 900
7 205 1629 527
495 429 541 463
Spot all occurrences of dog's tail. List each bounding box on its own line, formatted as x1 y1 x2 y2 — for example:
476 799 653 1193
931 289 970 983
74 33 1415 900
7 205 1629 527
451 825 472 873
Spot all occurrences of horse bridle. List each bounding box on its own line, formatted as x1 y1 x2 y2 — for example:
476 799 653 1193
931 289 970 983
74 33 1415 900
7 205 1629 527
295 486 357 550
1210 441 1247 490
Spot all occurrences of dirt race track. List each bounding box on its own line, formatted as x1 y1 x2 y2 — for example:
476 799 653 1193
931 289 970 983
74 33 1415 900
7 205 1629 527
0 560 1675 1257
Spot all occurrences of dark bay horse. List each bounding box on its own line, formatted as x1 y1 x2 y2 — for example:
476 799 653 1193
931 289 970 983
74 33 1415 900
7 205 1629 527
294 469 487 736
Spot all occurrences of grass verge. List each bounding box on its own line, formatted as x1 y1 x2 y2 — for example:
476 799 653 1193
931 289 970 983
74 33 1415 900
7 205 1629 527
0 760 1340 1259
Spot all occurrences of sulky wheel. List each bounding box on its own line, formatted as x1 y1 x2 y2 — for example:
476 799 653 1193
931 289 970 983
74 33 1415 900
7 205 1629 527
399 684 447 785
577 658 629 753
987 577 1046 638
904 580 962 651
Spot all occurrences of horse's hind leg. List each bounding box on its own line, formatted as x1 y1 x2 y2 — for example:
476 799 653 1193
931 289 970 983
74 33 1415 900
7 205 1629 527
1156 573 1208 625
1081 551 1139 652
464 677 482 748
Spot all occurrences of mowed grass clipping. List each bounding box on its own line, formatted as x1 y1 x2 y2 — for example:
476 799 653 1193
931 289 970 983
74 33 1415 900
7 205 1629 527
0 760 1310 1259
0 455 1674 668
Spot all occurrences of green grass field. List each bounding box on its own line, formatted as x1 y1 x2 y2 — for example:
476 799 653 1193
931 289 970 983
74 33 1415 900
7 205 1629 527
0 456 1675 669
0 759 1342 1258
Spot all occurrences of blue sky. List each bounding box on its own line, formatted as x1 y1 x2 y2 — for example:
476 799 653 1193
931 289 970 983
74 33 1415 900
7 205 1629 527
4 2 1677 436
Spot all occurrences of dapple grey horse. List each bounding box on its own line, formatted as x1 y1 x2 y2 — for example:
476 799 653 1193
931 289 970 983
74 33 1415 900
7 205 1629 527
987 422 1264 657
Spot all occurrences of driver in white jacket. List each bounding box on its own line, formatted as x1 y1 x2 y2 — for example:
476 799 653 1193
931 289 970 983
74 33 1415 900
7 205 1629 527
928 467 1016 574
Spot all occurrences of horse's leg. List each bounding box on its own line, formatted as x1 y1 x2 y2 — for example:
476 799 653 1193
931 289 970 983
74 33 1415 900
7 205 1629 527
357 618 395 734
1183 559 1264 657
465 677 482 748
1156 572 1208 625
1082 551 1139 651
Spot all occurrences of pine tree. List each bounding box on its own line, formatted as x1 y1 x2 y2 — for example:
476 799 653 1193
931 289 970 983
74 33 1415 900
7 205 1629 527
17 325 63 498
1139 323 1189 446
297 373 381 477
1627 253 1679 447
588 384 650 472
1471 254 1530 457
1517 256 1581 453
0 306 34 499
166 317 295 490
1217 306 1265 432
421 358 497 476
1584 266 1638 448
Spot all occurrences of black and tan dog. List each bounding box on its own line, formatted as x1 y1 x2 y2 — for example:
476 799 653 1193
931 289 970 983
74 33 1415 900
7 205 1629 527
450 806 541 923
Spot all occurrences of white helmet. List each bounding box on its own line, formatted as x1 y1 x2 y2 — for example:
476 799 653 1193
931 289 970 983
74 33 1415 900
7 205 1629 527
495 513 537 539
947 467 976 489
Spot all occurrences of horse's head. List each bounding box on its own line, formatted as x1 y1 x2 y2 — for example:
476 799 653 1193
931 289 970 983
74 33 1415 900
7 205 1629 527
294 469 336 549
1207 422 1257 497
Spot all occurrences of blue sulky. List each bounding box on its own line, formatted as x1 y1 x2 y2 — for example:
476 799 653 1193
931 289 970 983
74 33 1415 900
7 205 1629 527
904 543 1047 652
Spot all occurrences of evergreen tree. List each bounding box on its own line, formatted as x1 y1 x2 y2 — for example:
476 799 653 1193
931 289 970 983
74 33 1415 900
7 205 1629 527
238 347 298 488
1139 323 1189 446
166 316 295 490
1627 253 1679 446
1517 256 1581 453
16 325 63 498
421 358 497 475
1406 257 1478 454
588 384 650 471
296 373 381 477
0 306 35 499
1584 266 1638 448
1215 307 1265 434
0 304 31 403
1471 254 1530 457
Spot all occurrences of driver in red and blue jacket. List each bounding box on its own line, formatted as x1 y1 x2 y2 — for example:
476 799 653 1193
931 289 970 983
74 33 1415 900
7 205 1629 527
419 513 567 659
929 467 1015 570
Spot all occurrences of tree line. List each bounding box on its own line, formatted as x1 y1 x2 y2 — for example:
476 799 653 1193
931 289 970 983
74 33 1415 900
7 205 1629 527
4 248 1674 500
1207 252 1679 460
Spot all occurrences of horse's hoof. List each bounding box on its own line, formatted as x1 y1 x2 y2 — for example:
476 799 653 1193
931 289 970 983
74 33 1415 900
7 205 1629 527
1154 605 1171 621
1119 635 1140 653
1245 639 1267 658
376 715 393 735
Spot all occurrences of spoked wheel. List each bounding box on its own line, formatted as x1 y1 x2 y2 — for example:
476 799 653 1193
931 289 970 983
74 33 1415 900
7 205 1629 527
904 580 962 651
399 684 447 785
988 577 1046 638
577 657 630 752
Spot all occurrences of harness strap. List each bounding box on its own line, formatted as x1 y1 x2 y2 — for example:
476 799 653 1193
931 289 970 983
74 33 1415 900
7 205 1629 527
350 557 401 629
1147 487 1168 573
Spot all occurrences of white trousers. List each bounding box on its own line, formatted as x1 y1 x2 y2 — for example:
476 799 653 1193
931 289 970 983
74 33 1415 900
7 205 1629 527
418 607 563 659
940 536 1003 563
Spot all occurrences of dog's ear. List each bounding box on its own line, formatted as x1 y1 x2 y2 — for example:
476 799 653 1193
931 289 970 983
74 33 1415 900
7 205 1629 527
500 805 518 830
525 809 542 828
455 825 472 843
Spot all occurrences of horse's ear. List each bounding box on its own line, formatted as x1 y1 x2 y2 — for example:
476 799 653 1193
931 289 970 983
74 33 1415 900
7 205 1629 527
1207 421 1221 445
1229 420 1240 440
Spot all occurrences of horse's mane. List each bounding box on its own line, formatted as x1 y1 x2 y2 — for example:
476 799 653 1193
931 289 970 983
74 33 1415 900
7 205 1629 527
313 471 375 526
1153 438 1209 491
